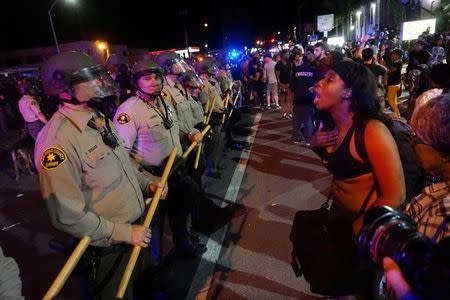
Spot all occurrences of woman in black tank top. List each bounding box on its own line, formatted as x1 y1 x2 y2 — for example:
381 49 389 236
311 61 405 231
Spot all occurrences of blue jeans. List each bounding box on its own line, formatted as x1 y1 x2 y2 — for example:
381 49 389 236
292 104 315 142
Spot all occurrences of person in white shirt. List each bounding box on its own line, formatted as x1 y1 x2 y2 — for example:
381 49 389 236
18 81 47 140
263 54 280 109
410 63 450 124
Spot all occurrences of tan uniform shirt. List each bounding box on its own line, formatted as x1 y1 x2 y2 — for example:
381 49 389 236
200 80 224 113
18 95 41 122
163 83 200 142
216 71 234 93
35 105 151 247
186 92 204 126
113 95 183 168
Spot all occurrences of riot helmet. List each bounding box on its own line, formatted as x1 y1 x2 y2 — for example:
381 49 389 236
132 59 164 99
182 71 203 88
195 57 219 77
182 70 203 97
156 52 193 77
40 51 119 104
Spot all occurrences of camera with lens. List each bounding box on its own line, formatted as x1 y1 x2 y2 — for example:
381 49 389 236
358 206 450 299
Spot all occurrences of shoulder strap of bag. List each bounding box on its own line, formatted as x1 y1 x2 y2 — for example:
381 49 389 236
356 184 376 218
431 216 450 243
355 118 370 163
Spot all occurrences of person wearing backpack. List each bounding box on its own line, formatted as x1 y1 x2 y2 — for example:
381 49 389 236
308 61 405 297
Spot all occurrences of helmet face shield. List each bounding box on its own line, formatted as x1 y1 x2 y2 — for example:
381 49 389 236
207 65 219 76
70 66 120 101
185 73 204 89
170 58 193 74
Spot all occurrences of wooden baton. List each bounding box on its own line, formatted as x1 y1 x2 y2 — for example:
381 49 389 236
115 147 177 299
43 236 91 300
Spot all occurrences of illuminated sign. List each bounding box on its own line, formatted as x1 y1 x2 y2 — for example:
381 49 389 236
400 19 436 41
317 14 334 32
327 36 345 47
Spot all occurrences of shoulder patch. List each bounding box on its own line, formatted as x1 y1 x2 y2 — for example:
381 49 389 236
117 113 131 124
31 100 37 105
41 147 67 170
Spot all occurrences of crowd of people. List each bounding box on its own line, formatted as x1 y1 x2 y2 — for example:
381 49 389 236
0 27 449 299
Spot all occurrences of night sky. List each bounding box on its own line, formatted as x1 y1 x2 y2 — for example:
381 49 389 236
2 0 328 52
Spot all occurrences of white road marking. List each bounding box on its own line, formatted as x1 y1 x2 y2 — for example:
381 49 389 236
187 112 263 299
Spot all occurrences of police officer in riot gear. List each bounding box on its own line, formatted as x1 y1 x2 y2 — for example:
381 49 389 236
155 52 203 147
36 51 158 299
113 58 207 258
216 60 248 150
195 59 226 178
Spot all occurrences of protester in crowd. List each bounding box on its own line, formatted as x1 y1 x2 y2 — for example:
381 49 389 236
409 63 449 123
248 57 265 109
404 50 432 119
311 60 405 296
326 50 344 67
312 42 330 79
344 41 356 59
275 49 293 119
358 48 387 79
292 49 303 67
407 40 431 72
321 36 331 53
291 49 317 146
312 59 404 231
386 48 403 116
430 36 446 66
263 54 280 109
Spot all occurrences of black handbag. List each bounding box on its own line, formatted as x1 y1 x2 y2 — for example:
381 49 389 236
289 186 375 296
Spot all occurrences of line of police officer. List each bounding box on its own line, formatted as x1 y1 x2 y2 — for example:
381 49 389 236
34 50 242 299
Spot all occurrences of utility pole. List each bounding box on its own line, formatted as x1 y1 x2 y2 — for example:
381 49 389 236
297 0 306 44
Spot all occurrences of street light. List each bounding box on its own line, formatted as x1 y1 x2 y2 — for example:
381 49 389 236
371 3 376 25
204 22 208 28
48 0 77 53
95 41 108 62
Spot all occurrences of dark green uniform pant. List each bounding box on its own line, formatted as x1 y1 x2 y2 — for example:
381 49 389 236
85 244 153 300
